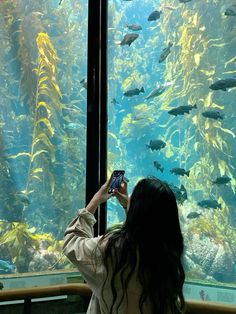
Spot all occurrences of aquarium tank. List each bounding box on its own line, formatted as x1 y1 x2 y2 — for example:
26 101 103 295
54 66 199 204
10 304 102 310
0 0 88 288
0 0 235 306
107 0 236 306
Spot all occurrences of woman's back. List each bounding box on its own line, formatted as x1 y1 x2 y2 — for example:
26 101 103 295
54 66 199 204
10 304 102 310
63 176 185 314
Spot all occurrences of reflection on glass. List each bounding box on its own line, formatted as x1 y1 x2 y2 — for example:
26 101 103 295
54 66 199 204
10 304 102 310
0 0 87 276
107 0 236 304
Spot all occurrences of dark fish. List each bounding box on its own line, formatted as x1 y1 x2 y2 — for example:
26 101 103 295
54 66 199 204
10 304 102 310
148 10 162 21
80 78 87 89
225 5 236 16
123 87 144 97
168 104 197 116
146 139 166 151
126 24 142 31
198 199 221 209
0 282 3 290
153 161 164 173
111 98 119 105
209 78 236 91
14 192 30 206
59 0 63 4
120 33 139 46
187 212 202 219
212 176 231 185
159 42 173 63
179 0 192 3
201 110 224 120
168 183 187 204
170 167 190 177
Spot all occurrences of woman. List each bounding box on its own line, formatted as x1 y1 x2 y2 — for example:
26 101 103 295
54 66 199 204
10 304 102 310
63 176 185 313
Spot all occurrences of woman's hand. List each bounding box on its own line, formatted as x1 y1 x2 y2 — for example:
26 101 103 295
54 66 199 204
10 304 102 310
85 176 113 214
113 180 129 213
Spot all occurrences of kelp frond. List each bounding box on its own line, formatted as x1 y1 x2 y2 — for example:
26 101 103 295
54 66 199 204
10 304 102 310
24 32 62 194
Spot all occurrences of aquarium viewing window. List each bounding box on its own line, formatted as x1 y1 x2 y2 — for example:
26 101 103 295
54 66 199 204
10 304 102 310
106 0 236 306
0 0 89 289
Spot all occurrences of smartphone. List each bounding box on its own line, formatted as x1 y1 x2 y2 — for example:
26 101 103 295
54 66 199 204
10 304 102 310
108 170 125 193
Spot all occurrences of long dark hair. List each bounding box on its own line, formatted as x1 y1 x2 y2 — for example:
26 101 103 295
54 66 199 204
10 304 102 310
100 177 185 313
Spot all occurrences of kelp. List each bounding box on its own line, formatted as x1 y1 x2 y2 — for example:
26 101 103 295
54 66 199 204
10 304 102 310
0 220 71 272
1 32 63 269
158 0 236 274
0 1 89 273
7 32 61 195
10 32 62 196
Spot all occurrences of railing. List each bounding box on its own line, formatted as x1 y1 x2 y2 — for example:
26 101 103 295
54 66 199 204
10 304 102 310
185 300 236 314
0 283 91 314
0 283 235 314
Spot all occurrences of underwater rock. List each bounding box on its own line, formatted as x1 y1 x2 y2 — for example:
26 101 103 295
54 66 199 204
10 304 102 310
185 234 234 282
28 252 57 272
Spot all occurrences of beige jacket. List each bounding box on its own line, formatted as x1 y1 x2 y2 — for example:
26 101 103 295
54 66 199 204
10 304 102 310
63 208 152 314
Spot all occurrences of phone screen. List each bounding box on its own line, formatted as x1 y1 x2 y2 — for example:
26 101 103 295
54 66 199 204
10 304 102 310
108 170 125 193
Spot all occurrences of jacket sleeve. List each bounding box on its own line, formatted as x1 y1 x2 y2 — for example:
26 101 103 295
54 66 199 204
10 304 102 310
63 208 105 293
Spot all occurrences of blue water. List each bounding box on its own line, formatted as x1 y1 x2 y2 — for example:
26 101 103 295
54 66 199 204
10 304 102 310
107 0 236 292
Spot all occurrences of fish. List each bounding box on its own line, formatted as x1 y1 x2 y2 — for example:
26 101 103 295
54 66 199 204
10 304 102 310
153 161 164 173
145 82 171 100
14 192 30 206
64 122 83 130
120 33 139 46
0 282 3 290
212 176 231 185
225 5 236 16
161 5 175 11
0 260 16 274
168 104 197 116
159 42 173 63
168 183 187 204
198 199 221 209
111 98 119 105
126 24 142 31
148 10 162 21
179 0 192 3
170 167 190 177
80 78 87 89
58 0 63 4
209 78 236 91
187 212 202 219
146 139 166 151
123 87 144 97
201 110 224 120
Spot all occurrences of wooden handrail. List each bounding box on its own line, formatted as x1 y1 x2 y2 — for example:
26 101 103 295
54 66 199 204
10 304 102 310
0 283 92 302
0 284 235 314
185 300 236 314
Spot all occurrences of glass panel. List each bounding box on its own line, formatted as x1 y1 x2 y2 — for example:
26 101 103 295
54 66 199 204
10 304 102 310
107 0 236 304
0 0 87 284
